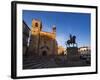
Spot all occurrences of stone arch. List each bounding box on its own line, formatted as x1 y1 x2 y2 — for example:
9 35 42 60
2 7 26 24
40 46 49 56
42 50 47 56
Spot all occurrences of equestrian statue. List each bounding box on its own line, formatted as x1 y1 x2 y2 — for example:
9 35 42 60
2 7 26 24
66 34 77 47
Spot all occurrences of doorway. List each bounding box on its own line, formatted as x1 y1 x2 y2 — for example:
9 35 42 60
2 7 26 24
42 51 47 56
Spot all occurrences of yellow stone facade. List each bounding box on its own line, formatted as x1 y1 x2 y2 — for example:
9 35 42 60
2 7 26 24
28 19 58 56
58 46 65 55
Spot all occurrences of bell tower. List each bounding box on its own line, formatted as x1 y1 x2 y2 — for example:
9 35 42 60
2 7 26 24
31 19 42 35
52 25 56 38
28 19 42 55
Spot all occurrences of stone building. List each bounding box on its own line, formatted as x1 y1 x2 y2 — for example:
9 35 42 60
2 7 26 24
28 19 58 56
58 46 65 55
23 20 30 56
78 46 91 54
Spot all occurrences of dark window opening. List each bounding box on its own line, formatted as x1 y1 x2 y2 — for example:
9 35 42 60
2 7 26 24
35 23 38 27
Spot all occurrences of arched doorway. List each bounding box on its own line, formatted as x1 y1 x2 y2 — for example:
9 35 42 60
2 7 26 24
42 51 47 56
40 46 49 56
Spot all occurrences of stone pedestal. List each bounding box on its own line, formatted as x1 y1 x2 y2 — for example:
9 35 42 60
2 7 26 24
67 47 80 61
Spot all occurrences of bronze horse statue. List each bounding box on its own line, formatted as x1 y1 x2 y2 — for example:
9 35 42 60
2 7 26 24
66 34 77 47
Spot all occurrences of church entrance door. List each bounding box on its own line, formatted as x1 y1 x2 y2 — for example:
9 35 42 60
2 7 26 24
42 51 47 56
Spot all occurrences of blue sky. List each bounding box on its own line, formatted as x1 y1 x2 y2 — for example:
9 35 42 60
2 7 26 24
23 10 91 48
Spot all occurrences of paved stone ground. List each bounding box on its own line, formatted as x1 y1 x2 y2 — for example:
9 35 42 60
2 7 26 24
23 55 90 69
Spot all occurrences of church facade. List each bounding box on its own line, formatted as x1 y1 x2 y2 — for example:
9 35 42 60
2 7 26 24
28 19 58 56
